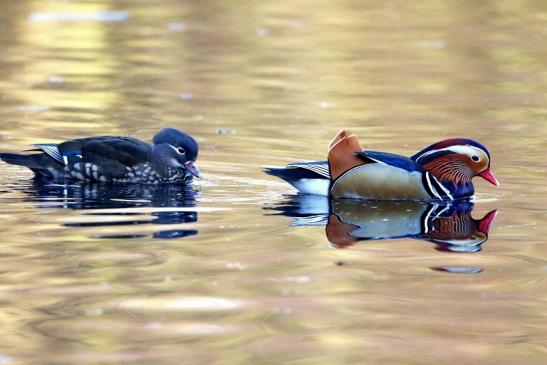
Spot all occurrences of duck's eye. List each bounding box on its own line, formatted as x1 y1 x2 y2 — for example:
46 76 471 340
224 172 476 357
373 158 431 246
471 155 479 162
177 147 186 154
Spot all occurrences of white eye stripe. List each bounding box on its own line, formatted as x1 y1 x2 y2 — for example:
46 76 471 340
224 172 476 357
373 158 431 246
169 145 186 154
416 145 487 162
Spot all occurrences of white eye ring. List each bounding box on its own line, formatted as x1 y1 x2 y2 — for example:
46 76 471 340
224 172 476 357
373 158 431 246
177 147 186 154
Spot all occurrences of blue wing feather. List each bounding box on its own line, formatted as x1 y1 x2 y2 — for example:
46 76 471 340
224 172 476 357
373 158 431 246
358 151 422 172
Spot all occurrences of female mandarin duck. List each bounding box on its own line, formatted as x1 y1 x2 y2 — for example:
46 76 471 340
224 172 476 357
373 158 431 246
0 128 201 184
265 129 498 201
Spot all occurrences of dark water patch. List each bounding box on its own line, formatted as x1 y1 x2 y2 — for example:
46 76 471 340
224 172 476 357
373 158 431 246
92 234 149 239
153 229 199 240
63 220 153 228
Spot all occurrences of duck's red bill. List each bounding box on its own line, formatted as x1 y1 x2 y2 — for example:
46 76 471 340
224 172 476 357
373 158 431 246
185 161 202 178
479 169 499 187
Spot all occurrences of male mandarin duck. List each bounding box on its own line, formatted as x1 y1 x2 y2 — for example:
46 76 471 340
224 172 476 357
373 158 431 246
0 127 201 184
265 129 498 201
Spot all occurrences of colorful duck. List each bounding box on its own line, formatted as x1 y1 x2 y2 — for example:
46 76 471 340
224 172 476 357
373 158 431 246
265 130 498 201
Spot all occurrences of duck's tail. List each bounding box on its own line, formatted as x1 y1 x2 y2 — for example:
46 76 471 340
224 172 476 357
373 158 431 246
0 153 60 180
0 153 42 168
264 164 330 196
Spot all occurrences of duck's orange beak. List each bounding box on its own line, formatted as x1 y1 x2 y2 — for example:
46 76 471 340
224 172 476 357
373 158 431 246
479 169 499 187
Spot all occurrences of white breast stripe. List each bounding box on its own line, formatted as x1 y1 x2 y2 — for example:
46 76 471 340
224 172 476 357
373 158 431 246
425 172 442 200
431 175 454 201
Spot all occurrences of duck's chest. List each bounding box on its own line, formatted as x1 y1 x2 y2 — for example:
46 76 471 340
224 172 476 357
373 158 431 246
64 162 189 184
120 163 189 184
330 164 431 200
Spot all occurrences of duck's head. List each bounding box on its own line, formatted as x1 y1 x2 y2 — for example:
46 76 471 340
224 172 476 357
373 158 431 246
152 128 201 178
412 138 498 195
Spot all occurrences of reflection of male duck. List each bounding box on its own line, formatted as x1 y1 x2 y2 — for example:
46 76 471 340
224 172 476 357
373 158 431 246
21 183 199 239
269 195 498 253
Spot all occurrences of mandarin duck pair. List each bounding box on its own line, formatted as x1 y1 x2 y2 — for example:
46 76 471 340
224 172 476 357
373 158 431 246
1 128 498 202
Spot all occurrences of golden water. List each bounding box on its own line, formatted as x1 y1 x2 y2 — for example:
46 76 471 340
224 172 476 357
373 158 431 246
0 0 546 364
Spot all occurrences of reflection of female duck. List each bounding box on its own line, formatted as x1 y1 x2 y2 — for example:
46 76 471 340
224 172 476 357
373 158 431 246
268 196 497 252
22 183 199 239
27 182 198 209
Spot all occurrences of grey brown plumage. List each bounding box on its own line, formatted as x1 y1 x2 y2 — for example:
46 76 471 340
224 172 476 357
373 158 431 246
0 128 201 184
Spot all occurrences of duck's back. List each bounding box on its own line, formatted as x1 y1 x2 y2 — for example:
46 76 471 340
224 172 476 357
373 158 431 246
59 136 152 165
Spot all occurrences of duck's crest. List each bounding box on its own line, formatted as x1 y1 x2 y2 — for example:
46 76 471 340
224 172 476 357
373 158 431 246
327 129 364 180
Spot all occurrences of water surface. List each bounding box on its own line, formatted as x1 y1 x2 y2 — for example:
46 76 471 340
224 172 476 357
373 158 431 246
0 0 546 364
